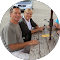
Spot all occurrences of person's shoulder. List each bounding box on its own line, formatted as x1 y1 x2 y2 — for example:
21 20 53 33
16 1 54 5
2 22 12 31
6 21 16 30
18 17 24 23
55 18 59 24
4 21 10 28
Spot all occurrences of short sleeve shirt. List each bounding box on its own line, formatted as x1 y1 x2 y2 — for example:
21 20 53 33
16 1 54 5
55 18 59 24
1 21 24 52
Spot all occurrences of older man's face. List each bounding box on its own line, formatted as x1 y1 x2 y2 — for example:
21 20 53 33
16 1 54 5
10 8 21 22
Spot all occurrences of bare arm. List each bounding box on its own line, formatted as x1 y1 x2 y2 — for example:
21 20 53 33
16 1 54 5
57 30 60 34
9 40 39 50
54 22 60 29
35 25 39 29
31 27 44 34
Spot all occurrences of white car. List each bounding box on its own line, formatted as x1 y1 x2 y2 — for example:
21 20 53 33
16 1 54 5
14 0 33 11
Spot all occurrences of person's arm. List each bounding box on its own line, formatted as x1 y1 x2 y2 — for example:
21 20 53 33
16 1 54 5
57 30 60 34
54 22 60 29
35 25 39 29
9 39 39 50
30 19 44 34
31 27 44 34
7 26 39 50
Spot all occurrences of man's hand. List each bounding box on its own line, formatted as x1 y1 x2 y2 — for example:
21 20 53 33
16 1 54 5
29 39 39 45
57 30 60 34
54 22 59 29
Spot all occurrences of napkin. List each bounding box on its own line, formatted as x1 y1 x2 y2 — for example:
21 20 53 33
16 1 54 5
41 34 53 37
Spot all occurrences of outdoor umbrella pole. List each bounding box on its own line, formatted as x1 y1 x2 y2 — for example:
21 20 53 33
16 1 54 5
49 9 53 40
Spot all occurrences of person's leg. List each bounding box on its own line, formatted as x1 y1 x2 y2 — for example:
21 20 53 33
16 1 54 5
18 52 29 60
11 49 29 60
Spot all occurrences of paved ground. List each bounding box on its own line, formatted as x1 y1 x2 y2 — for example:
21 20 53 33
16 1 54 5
0 1 57 35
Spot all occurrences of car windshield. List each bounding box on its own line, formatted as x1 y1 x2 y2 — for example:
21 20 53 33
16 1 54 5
21 0 31 2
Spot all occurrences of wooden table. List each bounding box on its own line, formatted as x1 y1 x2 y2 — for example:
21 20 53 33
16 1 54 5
29 26 59 60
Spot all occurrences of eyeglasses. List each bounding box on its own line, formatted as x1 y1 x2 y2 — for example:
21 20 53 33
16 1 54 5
11 6 19 9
